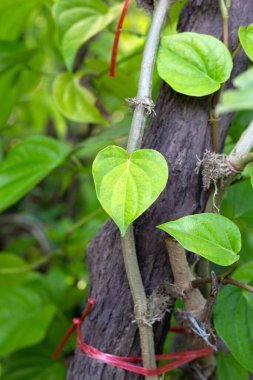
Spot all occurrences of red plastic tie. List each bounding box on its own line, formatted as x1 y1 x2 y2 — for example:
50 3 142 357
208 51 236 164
53 298 213 376
168 326 186 334
110 0 131 77
52 298 96 360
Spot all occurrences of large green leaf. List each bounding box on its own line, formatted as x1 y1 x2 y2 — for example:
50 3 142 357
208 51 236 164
53 0 122 70
92 146 169 236
217 352 249 380
0 0 40 40
0 136 70 212
221 179 253 228
0 286 56 356
0 41 36 75
214 261 253 372
76 124 129 158
52 72 106 124
0 253 30 288
217 67 253 113
239 24 253 61
157 32 232 96
158 213 241 266
2 345 66 380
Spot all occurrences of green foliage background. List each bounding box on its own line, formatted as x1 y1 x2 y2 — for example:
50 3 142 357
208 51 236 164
0 0 252 379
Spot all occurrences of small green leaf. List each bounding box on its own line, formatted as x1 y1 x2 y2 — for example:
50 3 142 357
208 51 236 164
53 0 122 70
92 146 169 236
217 352 249 380
0 136 70 212
217 67 253 113
239 24 253 61
0 286 56 356
214 261 253 372
52 72 106 124
157 32 233 96
158 213 241 266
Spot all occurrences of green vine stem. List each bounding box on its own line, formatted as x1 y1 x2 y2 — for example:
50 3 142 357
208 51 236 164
219 0 230 48
121 1 172 379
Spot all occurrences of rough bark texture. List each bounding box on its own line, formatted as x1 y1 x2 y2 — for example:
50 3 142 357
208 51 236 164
68 1 253 379
136 0 154 12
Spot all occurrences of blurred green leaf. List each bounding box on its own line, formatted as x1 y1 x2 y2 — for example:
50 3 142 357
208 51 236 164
0 286 56 356
221 179 253 228
0 41 36 75
52 72 107 124
233 260 253 283
158 213 241 266
217 352 249 380
217 67 253 113
214 261 253 372
228 111 253 143
53 0 122 70
0 136 70 212
157 32 233 96
1 344 66 379
239 23 253 61
76 124 129 158
0 0 41 40
0 253 30 288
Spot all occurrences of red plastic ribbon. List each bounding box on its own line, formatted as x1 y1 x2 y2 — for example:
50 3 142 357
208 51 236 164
53 298 213 376
110 0 131 77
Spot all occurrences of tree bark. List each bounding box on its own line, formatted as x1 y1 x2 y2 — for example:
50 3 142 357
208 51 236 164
68 1 253 379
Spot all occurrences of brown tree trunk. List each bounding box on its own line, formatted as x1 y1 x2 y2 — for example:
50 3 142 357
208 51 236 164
68 1 253 379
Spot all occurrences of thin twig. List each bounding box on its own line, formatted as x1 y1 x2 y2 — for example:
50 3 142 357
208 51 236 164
192 276 253 294
219 0 230 48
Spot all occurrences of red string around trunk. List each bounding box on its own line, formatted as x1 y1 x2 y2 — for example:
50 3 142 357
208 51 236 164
110 0 131 77
53 298 213 376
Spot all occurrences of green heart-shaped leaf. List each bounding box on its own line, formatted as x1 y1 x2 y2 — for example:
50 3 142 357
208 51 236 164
92 146 169 236
157 32 233 97
158 213 241 266
239 24 253 61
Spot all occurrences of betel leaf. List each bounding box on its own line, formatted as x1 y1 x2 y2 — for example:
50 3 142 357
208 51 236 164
157 32 233 97
0 286 56 356
158 213 241 266
52 72 106 124
1 345 66 380
53 0 122 70
217 352 249 380
214 261 253 372
239 24 253 61
0 40 36 75
92 146 169 236
217 67 253 113
221 179 253 228
0 0 40 40
0 136 70 212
